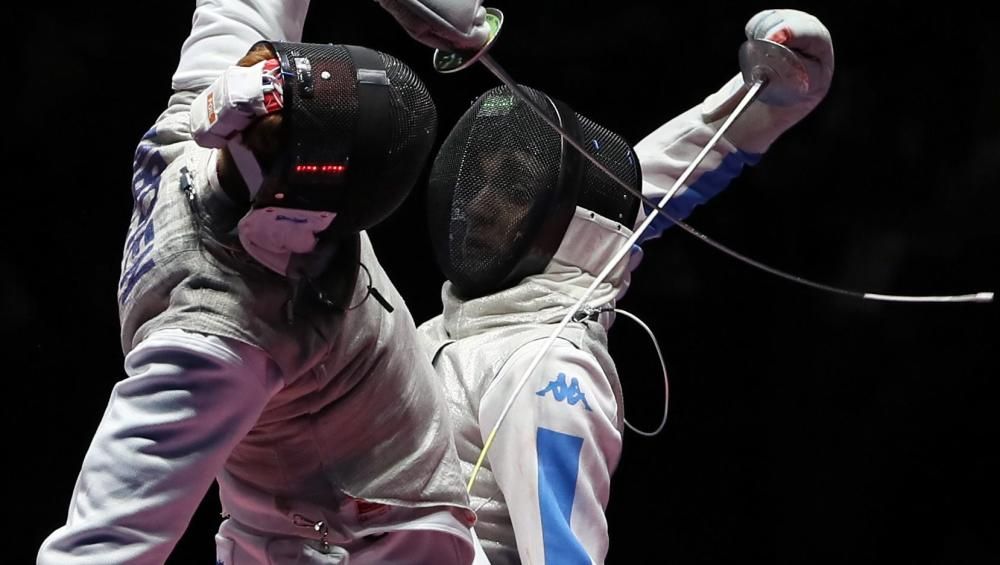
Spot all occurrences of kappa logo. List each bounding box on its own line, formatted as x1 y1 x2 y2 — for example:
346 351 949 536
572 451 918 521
536 373 592 411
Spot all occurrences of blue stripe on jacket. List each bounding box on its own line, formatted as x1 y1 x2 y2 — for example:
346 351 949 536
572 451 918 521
640 149 761 242
537 427 590 564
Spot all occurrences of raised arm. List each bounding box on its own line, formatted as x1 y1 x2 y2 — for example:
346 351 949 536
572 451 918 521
635 9 834 241
172 0 312 91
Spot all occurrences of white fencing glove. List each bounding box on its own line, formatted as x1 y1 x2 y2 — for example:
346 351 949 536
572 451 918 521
374 0 490 52
703 9 835 154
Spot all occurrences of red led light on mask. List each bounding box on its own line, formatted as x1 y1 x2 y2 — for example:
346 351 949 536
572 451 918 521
294 164 347 174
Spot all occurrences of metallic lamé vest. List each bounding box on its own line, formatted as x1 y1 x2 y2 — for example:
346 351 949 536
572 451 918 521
118 91 471 538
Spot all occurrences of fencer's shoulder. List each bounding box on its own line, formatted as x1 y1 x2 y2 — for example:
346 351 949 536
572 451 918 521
502 336 604 383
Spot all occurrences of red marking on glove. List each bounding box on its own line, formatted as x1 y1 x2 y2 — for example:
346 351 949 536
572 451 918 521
262 58 284 114
206 92 217 124
768 28 793 44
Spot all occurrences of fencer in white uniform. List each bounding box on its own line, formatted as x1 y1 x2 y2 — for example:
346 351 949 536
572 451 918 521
418 9 834 564
37 0 495 563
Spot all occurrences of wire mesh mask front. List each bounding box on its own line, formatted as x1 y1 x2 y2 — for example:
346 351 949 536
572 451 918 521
428 85 581 298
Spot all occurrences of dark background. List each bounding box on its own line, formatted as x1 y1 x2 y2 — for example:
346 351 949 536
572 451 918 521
8 1 998 563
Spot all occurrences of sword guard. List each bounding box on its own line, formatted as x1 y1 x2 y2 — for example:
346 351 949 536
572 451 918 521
433 7 504 74
738 38 810 106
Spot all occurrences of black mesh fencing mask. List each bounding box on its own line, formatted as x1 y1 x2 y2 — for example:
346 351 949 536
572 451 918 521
252 41 437 236
427 85 640 299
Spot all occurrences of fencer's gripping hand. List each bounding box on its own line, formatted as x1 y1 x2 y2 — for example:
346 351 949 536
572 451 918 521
374 0 490 52
703 9 835 154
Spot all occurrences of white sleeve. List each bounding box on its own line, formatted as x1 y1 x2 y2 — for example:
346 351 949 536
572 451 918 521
633 84 762 243
479 340 622 565
37 329 282 565
171 0 312 91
